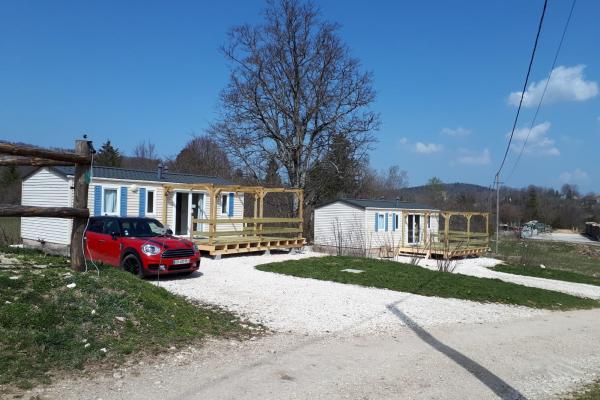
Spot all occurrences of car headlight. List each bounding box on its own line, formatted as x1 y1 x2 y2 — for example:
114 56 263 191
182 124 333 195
142 244 162 255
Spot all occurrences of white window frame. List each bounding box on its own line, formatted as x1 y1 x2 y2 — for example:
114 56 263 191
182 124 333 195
146 189 155 215
220 193 229 215
101 186 120 216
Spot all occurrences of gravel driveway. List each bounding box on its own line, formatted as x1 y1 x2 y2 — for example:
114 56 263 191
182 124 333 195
155 250 546 335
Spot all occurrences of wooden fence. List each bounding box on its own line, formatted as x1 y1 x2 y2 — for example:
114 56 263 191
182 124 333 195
0 140 92 270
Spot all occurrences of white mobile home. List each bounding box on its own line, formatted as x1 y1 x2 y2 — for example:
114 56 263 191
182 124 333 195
21 166 243 254
313 198 440 256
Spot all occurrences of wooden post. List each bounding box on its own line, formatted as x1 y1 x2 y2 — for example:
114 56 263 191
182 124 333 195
258 190 265 239
209 188 219 244
253 193 258 236
444 213 450 249
162 187 169 226
485 213 490 248
297 190 304 239
70 140 91 272
466 214 472 246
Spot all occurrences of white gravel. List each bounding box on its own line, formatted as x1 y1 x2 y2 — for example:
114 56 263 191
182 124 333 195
397 255 600 300
156 250 545 335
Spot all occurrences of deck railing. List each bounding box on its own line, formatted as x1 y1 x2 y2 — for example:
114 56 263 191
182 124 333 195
192 217 303 244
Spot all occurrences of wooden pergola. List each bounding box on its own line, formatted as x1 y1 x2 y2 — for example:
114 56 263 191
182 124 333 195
393 210 490 259
162 183 304 257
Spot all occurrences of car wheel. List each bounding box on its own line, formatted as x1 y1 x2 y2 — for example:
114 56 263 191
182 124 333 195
121 254 144 278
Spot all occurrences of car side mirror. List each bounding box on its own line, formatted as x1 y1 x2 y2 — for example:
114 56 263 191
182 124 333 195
111 231 118 240
165 229 173 236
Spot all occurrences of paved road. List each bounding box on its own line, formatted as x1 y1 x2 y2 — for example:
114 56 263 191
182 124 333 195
34 308 600 400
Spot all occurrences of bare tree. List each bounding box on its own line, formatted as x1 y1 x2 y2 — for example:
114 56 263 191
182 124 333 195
210 0 379 211
168 135 233 178
121 140 161 170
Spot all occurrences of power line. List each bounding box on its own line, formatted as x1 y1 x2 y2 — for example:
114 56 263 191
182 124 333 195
495 0 548 179
506 0 577 183
492 0 548 254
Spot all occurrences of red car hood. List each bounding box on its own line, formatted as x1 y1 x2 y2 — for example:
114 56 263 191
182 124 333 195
134 236 195 250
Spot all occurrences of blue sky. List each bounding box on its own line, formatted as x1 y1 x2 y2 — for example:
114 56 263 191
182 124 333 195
1 0 599 192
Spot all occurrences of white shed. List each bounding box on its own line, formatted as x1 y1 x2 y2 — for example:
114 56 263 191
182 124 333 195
21 166 242 254
313 198 440 256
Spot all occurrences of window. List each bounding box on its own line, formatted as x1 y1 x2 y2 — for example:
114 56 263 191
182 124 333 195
120 218 164 237
102 218 121 236
146 190 155 214
87 218 104 233
221 193 228 214
377 213 385 231
103 188 118 215
394 214 399 231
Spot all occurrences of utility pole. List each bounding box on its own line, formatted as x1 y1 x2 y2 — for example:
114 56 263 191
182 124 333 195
495 173 501 255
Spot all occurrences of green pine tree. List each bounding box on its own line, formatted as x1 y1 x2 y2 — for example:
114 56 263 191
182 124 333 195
95 140 122 167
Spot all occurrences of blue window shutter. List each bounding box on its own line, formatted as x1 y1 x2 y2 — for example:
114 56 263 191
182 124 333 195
392 213 396 231
94 186 102 216
139 188 146 217
228 193 234 217
120 187 128 217
375 213 379 232
385 213 389 231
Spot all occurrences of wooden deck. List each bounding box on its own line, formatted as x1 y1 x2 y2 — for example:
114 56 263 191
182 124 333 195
196 236 306 256
394 243 489 258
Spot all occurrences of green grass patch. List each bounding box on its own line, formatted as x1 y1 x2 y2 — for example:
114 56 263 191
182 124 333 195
563 380 600 400
493 264 600 287
0 247 254 390
257 256 600 311
497 238 600 278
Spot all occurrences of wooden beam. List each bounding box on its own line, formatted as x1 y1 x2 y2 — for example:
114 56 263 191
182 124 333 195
70 140 91 271
0 142 91 165
0 156 73 167
0 205 89 218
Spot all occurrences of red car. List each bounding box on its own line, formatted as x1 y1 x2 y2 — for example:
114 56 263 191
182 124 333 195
84 216 200 277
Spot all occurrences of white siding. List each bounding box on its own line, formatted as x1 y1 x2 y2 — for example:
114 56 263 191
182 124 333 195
314 202 441 250
21 168 72 245
364 208 405 249
314 202 366 249
24 169 248 244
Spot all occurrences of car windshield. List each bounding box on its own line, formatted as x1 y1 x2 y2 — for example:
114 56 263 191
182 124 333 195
119 219 166 238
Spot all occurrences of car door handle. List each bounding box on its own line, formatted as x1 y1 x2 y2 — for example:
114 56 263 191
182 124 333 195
98 239 106 244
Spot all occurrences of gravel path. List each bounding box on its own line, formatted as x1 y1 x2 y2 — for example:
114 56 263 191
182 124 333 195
398 256 600 300
35 309 600 400
155 251 546 335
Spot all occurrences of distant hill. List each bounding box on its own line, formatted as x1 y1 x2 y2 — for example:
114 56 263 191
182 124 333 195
401 182 491 196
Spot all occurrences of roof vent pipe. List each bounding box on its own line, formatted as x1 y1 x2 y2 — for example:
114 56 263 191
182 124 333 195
395 196 400 208
157 163 167 180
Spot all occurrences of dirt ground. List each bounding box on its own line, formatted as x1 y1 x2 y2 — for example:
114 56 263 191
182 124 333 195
27 308 600 400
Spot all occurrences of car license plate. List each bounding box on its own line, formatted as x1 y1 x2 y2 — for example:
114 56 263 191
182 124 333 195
173 259 190 265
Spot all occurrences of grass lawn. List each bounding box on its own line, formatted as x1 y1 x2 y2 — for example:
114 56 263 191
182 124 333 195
257 256 600 310
497 238 600 278
564 381 600 400
0 246 254 391
493 264 600 287
0 217 20 245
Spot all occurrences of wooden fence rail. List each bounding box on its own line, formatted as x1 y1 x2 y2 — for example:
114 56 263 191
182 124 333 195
0 205 89 218
0 139 92 271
